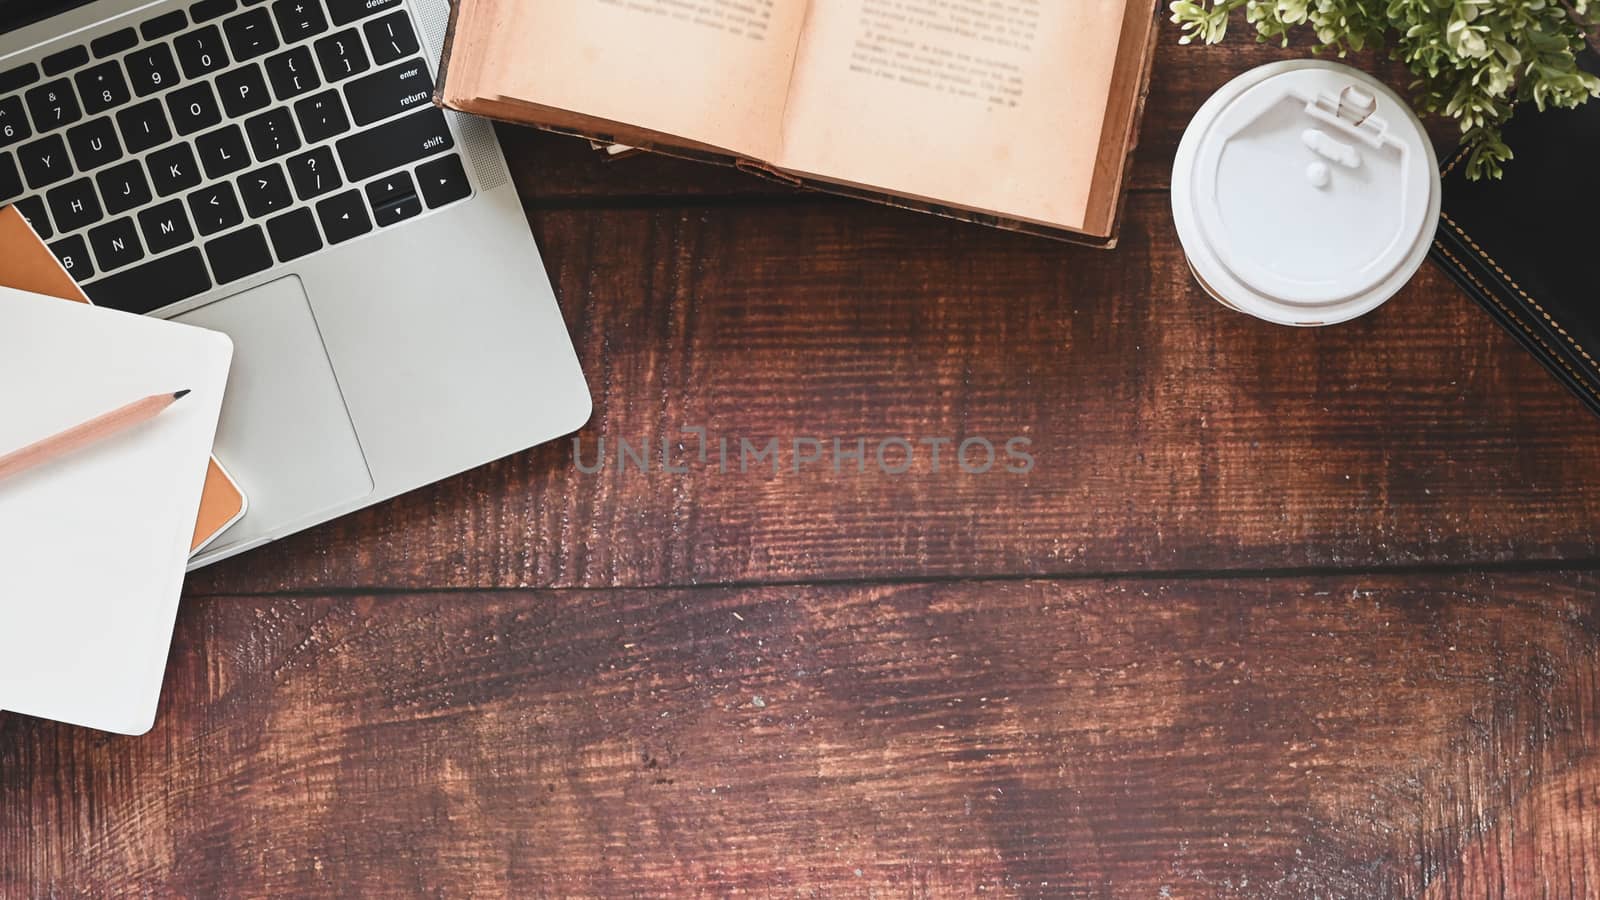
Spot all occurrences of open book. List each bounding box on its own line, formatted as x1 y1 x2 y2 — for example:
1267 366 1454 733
438 0 1159 243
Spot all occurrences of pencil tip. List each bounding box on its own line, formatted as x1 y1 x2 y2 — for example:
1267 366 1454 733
173 389 191 400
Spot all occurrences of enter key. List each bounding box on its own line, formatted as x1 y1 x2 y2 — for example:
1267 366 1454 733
343 58 433 127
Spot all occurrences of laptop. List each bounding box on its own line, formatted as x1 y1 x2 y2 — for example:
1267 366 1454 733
0 0 592 567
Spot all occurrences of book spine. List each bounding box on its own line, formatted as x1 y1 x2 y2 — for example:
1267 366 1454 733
431 0 466 109
1098 0 1164 250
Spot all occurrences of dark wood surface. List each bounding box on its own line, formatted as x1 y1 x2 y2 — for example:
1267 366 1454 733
6 21 1600 898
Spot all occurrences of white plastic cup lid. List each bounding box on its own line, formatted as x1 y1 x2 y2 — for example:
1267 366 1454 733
1171 60 1441 327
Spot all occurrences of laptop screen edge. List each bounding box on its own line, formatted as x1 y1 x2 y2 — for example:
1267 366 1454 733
0 1 100 37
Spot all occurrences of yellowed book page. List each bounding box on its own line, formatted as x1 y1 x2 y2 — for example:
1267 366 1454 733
468 0 811 159
775 0 1129 229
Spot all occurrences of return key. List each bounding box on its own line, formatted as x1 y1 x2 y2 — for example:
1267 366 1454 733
344 59 432 127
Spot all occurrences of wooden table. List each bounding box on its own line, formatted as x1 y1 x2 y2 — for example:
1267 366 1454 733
7 23 1600 898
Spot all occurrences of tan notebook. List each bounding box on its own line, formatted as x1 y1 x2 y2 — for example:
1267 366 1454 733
437 0 1160 245
0 206 245 554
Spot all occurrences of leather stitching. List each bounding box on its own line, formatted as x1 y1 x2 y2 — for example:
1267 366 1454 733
1436 142 1600 397
1439 214 1600 371
1434 242 1600 404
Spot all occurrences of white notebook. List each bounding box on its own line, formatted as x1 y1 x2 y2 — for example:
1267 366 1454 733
0 286 233 734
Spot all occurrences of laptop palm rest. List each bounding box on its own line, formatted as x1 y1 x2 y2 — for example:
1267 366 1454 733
175 276 373 551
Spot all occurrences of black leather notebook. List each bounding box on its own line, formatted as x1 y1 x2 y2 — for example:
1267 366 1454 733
1432 57 1600 417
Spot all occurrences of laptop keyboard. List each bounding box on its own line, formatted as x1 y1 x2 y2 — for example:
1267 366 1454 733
0 0 473 315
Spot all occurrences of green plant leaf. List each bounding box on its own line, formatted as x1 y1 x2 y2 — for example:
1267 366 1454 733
1170 0 1600 177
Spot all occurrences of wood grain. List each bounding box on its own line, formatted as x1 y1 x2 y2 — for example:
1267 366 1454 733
9 16 1600 898
6 574 1600 897
187 195 1600 595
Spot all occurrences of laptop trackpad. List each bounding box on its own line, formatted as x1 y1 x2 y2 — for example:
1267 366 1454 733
176 276 373 551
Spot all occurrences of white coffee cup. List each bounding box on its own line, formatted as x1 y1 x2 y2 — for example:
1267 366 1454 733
1171 60 1441 327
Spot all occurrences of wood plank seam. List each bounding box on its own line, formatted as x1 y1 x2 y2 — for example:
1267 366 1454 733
183 556 1600 600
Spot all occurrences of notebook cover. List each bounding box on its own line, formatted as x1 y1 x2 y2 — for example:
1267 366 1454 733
0 284 233 734
0 205 246 551
435 0 1160 247
1431 55 1600 418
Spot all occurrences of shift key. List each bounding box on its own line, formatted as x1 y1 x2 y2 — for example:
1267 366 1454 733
336 107 453 182
344 59 434 126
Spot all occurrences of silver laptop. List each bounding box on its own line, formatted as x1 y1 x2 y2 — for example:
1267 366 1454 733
0 0 592 567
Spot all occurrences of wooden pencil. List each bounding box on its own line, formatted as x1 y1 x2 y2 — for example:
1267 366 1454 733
0 390 190 482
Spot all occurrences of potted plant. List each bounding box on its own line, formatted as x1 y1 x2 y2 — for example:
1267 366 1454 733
1171 0 1600 177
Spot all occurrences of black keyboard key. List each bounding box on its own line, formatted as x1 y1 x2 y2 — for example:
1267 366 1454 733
364 169 410 206
191 0 239 24
97 159 153 215
196 123 249 177
91 29 139 59
292 89 348 142
224 8 280 61
265 46 320 100
216 63 270 117
273 0 329 41
75 61 131 115
371 191 419 227
175 25 231 79
265 206 321 261
363 11 417 66
343 58 430 126
17 134 71 188
42 46 90 77
0 96 31 147
168 82 222 135
316 188 369 243
88 216 145 272
0 63 41 94
25 79 81 130
65 116 122 170
285 145 338 199
327 0 399 25
13 196 50 238
116 99 172 153
313 29 368 82
141 11 189 41
336 107 452 181
205 224 272 283
244 107 300 159
148 142 203 195
138 199 196 254
188 182 244 235
46 177 103 232
125 45 181 96
239 163 292 216
86 247 211 312
417 154 470 208
48 234 93 280
0 152 18 200
367 171 421 225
